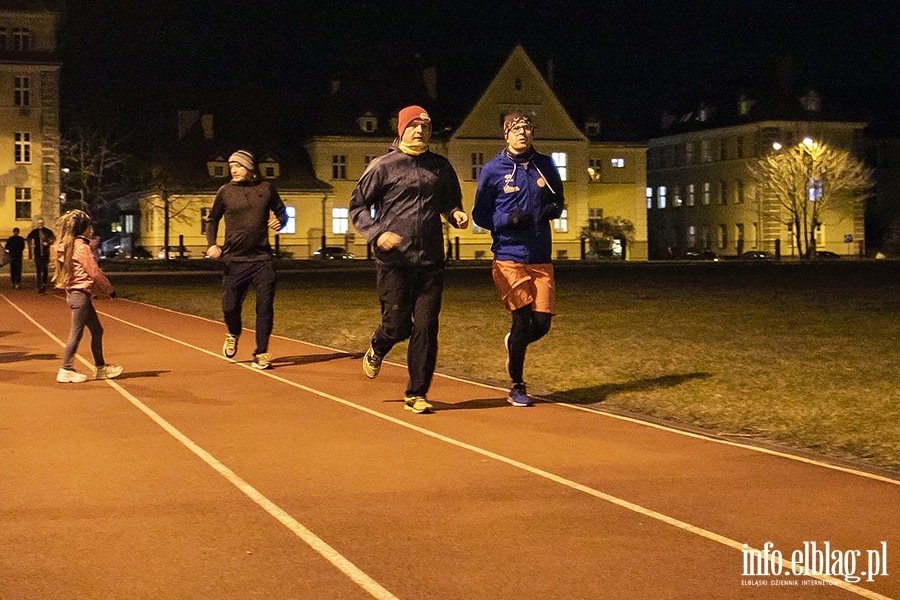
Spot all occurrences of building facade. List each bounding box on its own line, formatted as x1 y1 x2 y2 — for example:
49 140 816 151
305 46 648 261
647 113 867 259
0 2 59 240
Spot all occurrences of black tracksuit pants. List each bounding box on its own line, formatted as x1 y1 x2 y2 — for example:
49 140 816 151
371 263 444 397
221 259 276 356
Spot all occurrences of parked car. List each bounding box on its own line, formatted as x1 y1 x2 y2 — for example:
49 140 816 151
312 246 354 260
157 246 192 259
739 250 773 260
682 249 719 262
814 251 841 260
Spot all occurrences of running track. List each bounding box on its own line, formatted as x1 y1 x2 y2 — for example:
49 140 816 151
1 289 898 599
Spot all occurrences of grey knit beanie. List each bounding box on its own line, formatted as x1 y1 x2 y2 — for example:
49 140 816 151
228 150 255 172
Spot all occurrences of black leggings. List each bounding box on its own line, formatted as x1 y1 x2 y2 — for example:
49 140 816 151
507 305 552 384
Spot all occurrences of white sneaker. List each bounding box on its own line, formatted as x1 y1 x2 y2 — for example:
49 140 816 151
57 368 88 383
96 364 124 379
251 353 271 370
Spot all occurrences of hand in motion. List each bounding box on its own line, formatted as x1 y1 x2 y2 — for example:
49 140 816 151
452 210 469 229
268 217 283 231
508 209 533 228
206 245 222 259
376 232 403 250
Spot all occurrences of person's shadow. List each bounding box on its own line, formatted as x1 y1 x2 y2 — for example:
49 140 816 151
0 351 56 364
271 352 357 367
548 372 712 405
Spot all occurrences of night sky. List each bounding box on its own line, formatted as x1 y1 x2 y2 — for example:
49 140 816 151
56 0 900 144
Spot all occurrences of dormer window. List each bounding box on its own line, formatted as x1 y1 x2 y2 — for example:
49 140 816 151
514 78 522 91
259 159 280 179
207 155 228 178
584 119 601 137
357 112 378 133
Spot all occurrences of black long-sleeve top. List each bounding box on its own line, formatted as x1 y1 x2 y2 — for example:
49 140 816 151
205 179 287 262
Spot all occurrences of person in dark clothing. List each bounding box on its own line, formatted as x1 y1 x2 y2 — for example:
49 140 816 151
5 228 25 288
205 150 287 370
26 218 56 293
472 113 565 407
349 105 468 414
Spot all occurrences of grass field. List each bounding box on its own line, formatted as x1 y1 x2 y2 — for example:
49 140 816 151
112 260 900 473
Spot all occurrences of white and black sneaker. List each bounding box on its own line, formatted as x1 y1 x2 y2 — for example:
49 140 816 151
223 334 239 358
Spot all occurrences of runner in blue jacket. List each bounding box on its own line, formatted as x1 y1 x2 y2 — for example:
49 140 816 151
472 113 564 407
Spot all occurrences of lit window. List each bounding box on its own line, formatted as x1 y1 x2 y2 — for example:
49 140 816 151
15 187 31 219
280 206 296 234
587 158 602 182
610 158 625 168
672 185 682 207
646 187 653 209
14 132 30 163
472 224 488 234
658 186 667 209
553 209 568 233
551 152 568 181
702 182 711 206
332 207 348 234
687 184 695 207
808 178 823 201
331 155 346 179
14 76 29 107
471 152 484 180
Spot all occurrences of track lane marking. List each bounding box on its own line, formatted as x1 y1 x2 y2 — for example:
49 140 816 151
2 294 399 600
70 298 900 599
118 297 900 487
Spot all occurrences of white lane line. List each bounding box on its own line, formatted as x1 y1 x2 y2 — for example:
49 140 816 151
117 297 900 487
86 301 896 600
2 295 399 600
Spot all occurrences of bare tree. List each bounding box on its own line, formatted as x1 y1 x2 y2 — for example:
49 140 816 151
142 165 203 260
749 139 872 258
60 128 130 217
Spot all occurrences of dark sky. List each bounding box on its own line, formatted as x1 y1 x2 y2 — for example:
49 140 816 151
57 0 900 144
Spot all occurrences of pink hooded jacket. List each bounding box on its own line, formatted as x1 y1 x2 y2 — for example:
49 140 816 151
56 237 114 297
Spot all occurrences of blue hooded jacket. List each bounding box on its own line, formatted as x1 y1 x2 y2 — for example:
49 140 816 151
472 149 565 264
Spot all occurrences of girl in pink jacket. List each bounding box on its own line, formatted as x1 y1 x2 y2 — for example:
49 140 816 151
53 210 123 383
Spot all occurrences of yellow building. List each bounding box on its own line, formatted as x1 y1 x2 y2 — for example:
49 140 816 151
128 46 648 260
0 2 59 241
305 45 648 260
647 97 867 259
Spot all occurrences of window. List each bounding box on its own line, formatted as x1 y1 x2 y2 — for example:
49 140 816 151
808 178 823 201
610 158 625 168
364 155 377 165
588 158 602 182
553 209 568 233
551 152 568 181
700 140 711 162
646 187 653 209
588 207 604 230
702 182 711 206
736 179 745 204
737 136 745 159
658 186 667 209
213 165 225 177
471 152 484 180
719 139 727 161
472 224 488 234
123 214 134 234
14 76 30 107
735 223 745 245
331 155 346 179
332 207 348 234
200 207 211 234
685 141 695 164
687 184 695 207
12 28 31 52
14 132 30 163
718 224 728 249
672 185 682 207
753 222 760 247
281 206 296 234
265 166 276 178
358 115 378 132
15 187 31 220
718 180 727 205
0 28 6 51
